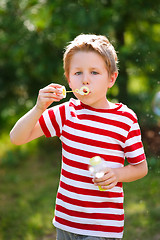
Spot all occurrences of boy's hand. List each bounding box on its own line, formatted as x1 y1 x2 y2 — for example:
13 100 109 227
36 83 63 112
93 168 118 190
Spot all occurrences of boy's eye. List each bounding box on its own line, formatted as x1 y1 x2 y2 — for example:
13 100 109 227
75 71 82 75
91 71 99 75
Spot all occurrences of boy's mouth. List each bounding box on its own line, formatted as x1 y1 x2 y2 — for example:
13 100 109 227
83 88 89 93
78 86 90 95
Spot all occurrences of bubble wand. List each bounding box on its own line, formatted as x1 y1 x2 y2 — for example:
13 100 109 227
61 86 90 98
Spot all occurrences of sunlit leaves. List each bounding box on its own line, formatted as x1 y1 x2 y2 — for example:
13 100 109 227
0 0 160 130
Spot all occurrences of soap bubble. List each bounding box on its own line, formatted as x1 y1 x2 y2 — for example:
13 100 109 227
153 91 160 116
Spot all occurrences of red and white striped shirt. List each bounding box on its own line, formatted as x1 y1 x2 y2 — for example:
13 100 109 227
39 98 146 239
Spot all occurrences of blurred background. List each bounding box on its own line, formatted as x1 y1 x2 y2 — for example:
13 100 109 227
0 0 160 239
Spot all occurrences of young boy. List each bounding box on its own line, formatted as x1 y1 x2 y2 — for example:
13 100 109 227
10 34 148 240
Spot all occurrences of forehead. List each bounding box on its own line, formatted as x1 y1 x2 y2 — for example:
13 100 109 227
69 51 106 69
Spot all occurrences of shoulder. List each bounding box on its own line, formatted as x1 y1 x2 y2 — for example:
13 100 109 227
118 103 138 123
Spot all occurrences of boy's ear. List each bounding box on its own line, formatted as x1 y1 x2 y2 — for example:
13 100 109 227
68 81 71 88
64 72 70 85
108 72 118 88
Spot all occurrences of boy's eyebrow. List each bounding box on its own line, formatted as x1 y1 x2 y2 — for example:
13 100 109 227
70 67 81 71
90 67 101 71
72 66 100 70
90 67 99 70
74 67 81 69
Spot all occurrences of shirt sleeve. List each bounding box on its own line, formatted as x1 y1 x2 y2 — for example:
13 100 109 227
39 103 66 138
124 121 146 165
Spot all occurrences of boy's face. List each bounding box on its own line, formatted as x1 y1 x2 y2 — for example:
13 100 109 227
67 51 117 109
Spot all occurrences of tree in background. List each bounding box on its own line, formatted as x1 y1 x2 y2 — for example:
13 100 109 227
0 0 160 131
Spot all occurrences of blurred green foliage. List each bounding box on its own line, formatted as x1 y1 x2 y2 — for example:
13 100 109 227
0 0 160 132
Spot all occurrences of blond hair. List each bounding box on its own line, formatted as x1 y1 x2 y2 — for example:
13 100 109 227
63 34 118 79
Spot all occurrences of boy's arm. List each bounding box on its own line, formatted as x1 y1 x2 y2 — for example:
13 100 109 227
10 83 63 145
93 159 148 190
114 160 148 183
10 106 44 145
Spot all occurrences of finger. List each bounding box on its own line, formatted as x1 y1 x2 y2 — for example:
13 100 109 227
42 92 62 98
37 93 62 108
48 83 63 89
101 182 116 190
39 91 63 100
95 176 117 188
93 172 112 183
40 87 62 95
93 175 116 188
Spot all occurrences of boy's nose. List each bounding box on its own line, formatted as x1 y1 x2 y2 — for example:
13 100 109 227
82 74 90 85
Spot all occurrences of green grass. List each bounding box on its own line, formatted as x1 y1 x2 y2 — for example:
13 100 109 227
123 169 160 240
0 137 160 240
0 138 61 240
